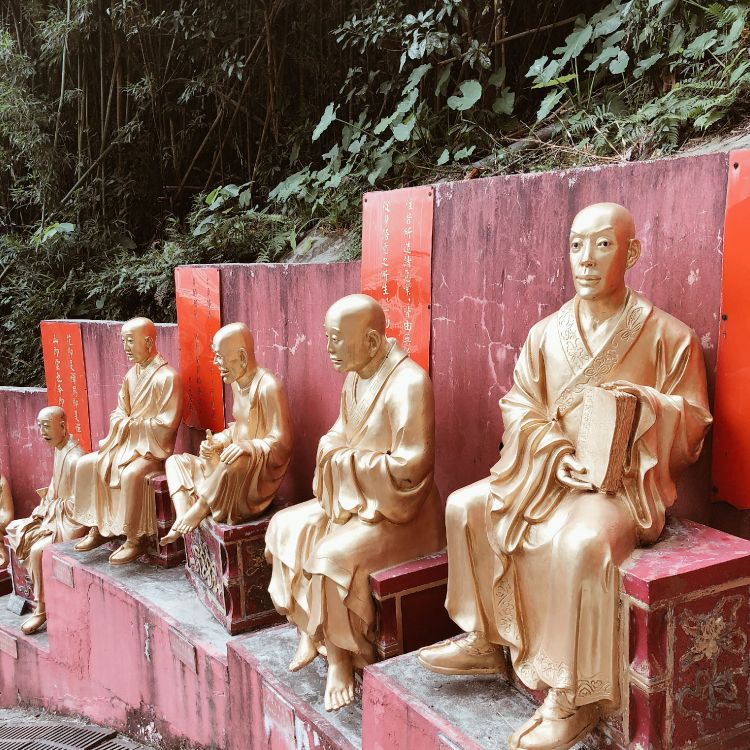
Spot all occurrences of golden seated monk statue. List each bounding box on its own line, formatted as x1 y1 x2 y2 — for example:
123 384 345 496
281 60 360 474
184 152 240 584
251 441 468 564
73 317 183 565
6 406 86 634
418 203 712 750
161 322 293 544
265 294 445 712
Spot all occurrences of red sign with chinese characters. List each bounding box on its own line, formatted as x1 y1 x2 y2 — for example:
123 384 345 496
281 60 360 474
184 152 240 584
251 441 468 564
175 266 224 432
361 186 434 371
40 321 93 452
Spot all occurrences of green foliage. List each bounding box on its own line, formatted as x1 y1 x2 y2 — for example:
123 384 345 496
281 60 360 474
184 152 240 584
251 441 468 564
3 0 750 386
0 189 296 385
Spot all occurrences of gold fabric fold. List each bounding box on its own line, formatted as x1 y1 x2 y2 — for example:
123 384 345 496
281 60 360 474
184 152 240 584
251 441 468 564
166 367 292 522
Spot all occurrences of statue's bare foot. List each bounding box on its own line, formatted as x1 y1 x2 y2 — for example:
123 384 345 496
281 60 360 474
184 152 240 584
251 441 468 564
176 502 208 534
289 632 318 672
21 609 47 635
159 523 183 546
324 648 355 712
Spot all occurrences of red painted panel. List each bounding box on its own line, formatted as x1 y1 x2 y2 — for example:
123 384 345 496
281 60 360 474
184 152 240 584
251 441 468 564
175 266 224 432
712 150 750 508
362 186 434 370
40 321 92 452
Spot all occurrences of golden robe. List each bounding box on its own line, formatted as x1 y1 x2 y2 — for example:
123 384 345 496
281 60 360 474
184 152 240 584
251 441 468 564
74 353 183 537
6 435 85 608
165 367 293 523
265 341 445 664
445 290 711 706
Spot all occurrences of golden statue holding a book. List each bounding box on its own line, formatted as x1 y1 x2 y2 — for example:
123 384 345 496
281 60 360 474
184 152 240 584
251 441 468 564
419 203 712 750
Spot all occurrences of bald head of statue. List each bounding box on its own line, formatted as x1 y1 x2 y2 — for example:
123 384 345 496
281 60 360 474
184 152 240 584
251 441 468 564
324 294 388 375
121 316 158 366
212 322 257 385
37 405 68 449
568 202 641 303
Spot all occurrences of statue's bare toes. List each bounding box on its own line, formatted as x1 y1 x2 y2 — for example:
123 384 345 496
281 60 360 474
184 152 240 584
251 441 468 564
159 527 180 546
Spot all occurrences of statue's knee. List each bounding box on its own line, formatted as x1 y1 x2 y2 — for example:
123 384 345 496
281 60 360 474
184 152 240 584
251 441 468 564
446 488 472 528
555 525 607 568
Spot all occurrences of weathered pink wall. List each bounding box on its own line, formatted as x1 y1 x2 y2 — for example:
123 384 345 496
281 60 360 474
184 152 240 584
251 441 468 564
79 320 197 454
430 153 728 523
0 387 51 518
216 262 361 503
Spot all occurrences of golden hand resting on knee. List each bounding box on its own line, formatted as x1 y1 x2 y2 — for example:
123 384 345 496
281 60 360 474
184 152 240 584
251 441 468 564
419 203 712 750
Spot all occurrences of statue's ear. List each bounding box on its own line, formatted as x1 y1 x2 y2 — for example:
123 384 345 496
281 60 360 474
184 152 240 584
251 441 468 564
367 329 382 357
145 336 154 352
239 347 248 368
626 239 641 269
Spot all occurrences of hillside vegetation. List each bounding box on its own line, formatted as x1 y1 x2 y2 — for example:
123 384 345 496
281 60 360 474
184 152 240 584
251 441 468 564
2 0 749 385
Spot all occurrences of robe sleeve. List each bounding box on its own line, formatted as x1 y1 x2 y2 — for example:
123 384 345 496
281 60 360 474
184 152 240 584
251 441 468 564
248 376 293 485
119 368 183 462
98 379 130 451
488 321 577 555
314 365 436 526
621 330 712 542
0 476 13 529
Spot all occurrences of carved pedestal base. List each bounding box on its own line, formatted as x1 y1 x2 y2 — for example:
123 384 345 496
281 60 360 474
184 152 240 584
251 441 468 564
370 551 459 660
184 501 287 635
612 517 750 750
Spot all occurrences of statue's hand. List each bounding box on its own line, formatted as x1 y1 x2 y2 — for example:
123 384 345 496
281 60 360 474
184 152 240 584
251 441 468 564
601 380 641 398
219 443 250 465
556 453 595 492
199 440 217 458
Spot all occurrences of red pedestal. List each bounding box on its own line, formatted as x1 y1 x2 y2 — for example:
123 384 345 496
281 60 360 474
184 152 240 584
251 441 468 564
614 517 750 750
0 569 11 598
370 551 458 659
184 502 288 635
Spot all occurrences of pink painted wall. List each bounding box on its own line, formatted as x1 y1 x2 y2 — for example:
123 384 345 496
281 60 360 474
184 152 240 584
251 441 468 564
430 153 727 523
216 262 361 503
0 546 230 748
0 387 51 518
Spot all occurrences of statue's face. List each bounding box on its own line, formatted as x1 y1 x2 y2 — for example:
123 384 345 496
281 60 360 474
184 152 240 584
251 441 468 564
121 326 152 364
569 206 631 302
37 412 66 446
324 313 372 374
212 338 246 384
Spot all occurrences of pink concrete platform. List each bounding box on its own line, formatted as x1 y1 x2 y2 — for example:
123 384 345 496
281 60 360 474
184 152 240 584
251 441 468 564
362 516 750 750
227 623 362 750
0 541 247 749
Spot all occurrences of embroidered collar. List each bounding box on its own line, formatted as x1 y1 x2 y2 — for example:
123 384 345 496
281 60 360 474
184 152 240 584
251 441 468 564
343 339 407 439
554 289 652 417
